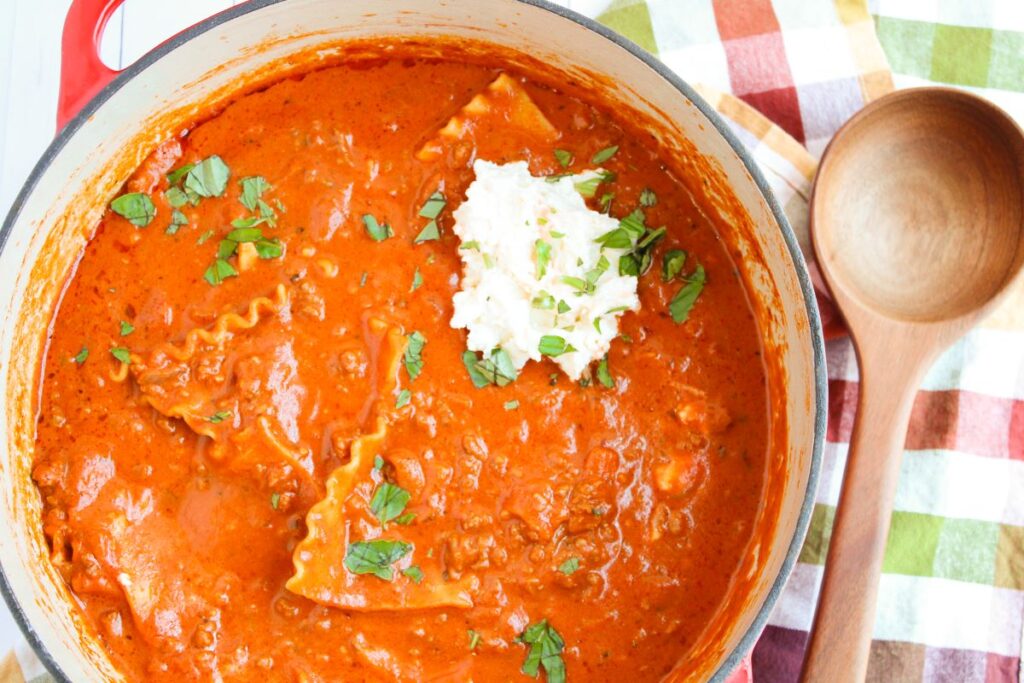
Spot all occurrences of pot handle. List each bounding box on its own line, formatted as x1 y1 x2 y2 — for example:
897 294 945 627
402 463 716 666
58 0 125 130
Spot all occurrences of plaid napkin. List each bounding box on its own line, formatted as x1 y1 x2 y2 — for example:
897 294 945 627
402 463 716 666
564 0 1024 681
5 2 1023 682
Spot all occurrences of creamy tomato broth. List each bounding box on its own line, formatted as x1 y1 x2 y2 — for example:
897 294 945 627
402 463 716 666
32 45 774 681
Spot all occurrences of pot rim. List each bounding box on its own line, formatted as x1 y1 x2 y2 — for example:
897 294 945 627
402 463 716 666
0 1 827 680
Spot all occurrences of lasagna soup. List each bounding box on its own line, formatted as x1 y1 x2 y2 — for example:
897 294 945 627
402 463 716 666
32 44 775 682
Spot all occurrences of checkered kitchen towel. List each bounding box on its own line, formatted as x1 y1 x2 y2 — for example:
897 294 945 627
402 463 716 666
567 0 1024 681
4 1 1023 682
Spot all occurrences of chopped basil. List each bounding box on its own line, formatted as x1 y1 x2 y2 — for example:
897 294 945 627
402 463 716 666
119 320 134 337
414 220 440 243
584 255 610 287
669 263 706 323
640 187 657 207
196 230 214 245
373 455 385 471
270 492 281 509
165 186 188 208
504 400 520 411
184 155 230 198
370 482 411 525
230 216 268 229
560 275 592 295
460 240 480 251
402 565 424 584
574 170 615 199
617 209 665 277
110 193 156 227
344 539 413 581
217 239 238 260
463 348 517 388
532 292 556 310
254 238 283 259
619 209 646 238
362 214 393 241
594 226 632 249
394 512 416 525
518 620 566 683
558 557 581 575
166 162 195 186
239 176 270 212
553 149 573 168
534 240 551 280
72 347 89 365
556 299 571 314
166 209 188 235
663 249 687 282
549 372 559 386
599 192 615 213
539 335 575 357
593 318 602 333
418 191 446 219
596 356 613 388
468 629 482 651
410 268 423 293
110 347 130 364
395 389 412 409
204 258 238 286
404 331 426 381
605 305 630 314
206 410 232 423
591 145 619 164
482 253 495 269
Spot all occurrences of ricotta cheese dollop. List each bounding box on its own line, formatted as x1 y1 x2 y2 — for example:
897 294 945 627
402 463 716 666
450 159 640 380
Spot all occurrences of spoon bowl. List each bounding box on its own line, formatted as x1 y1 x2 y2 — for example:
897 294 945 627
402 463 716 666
801 88 1024 683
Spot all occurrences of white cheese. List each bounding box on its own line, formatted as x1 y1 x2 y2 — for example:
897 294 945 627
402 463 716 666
450 159 641 380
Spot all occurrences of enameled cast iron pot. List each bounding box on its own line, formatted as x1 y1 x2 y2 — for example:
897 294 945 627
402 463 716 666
0 1 826 680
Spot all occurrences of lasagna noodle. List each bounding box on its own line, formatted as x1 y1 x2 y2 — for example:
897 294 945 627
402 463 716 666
287 322 476 610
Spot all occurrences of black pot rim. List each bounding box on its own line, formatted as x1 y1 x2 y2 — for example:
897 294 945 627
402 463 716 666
0 1 827 681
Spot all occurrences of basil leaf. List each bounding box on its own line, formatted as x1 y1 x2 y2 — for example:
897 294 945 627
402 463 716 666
196 230 214 245
370 482 411 525
414 220 440 243
596 356 613 388
462 350 492 388
395 389 412 409
119 321 134 337
166 162 195 186
556 300 570 314
534 240 551 280
558 557 580 575
270 492 281 509
410 268 423 293
404 331 426 381
72 347 89 365
344 539 413 581
663 249 687 282
594 227 632 249
573 170 614 199
166 209 188 235
468 629 482 650
373 455 385 471
203 258 238 286
669 264 706 323
206 410 232 423
184 155 230 198
590 145 619 164
165 186 189 208
394 512 416 525
518 620 566 683
539 335 575 357
553 149 573 168
227 227 262 243
110 347 130 364
599 192 615 213
217 240 238 260
239 176 270 212
255 238 283 259
504 399 520 411
110 193 156 227
363 214 393 241
402 565 424 584
619 209 646 239
230 216 267 229
418 191 446 219
639 187 657 207
560 275 592 295
463 348 518 388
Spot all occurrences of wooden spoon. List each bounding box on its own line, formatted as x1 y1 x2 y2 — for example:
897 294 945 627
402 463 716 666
801 88 1024 682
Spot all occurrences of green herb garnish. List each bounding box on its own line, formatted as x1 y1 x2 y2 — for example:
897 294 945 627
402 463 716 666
518 620 566 683
669 264 706 323
663 249 687 282
239 176 270 212
462 348 518 388
203 258 238 286
596 356 613 388
639 187 657 207
539 335 575 357
468 629 482 651
415 220 440 243
118 321 134 336
534 240 552 280
504 400 520 411
270 492 281 509
395 389 412 409
206 410 232 423
556 300 571 314
110 193 155 227
344 540 413 581
110 347 130 364
410 268 423 293
363 214 393 241
72 347 89 365
419 191 446 219
404 331 426 381
370 482 411 526
184 155 230 198
532 292 556 310
402 565 424 584
591 145 619 164
574 169 615 199
166 163 195 186
553 149 573 168
254 238 283 259
558 557 581 575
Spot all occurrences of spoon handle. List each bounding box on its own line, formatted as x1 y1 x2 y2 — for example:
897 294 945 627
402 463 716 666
800 346 929 682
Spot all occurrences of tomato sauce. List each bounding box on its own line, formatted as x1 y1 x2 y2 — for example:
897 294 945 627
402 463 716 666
32 47 771 681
